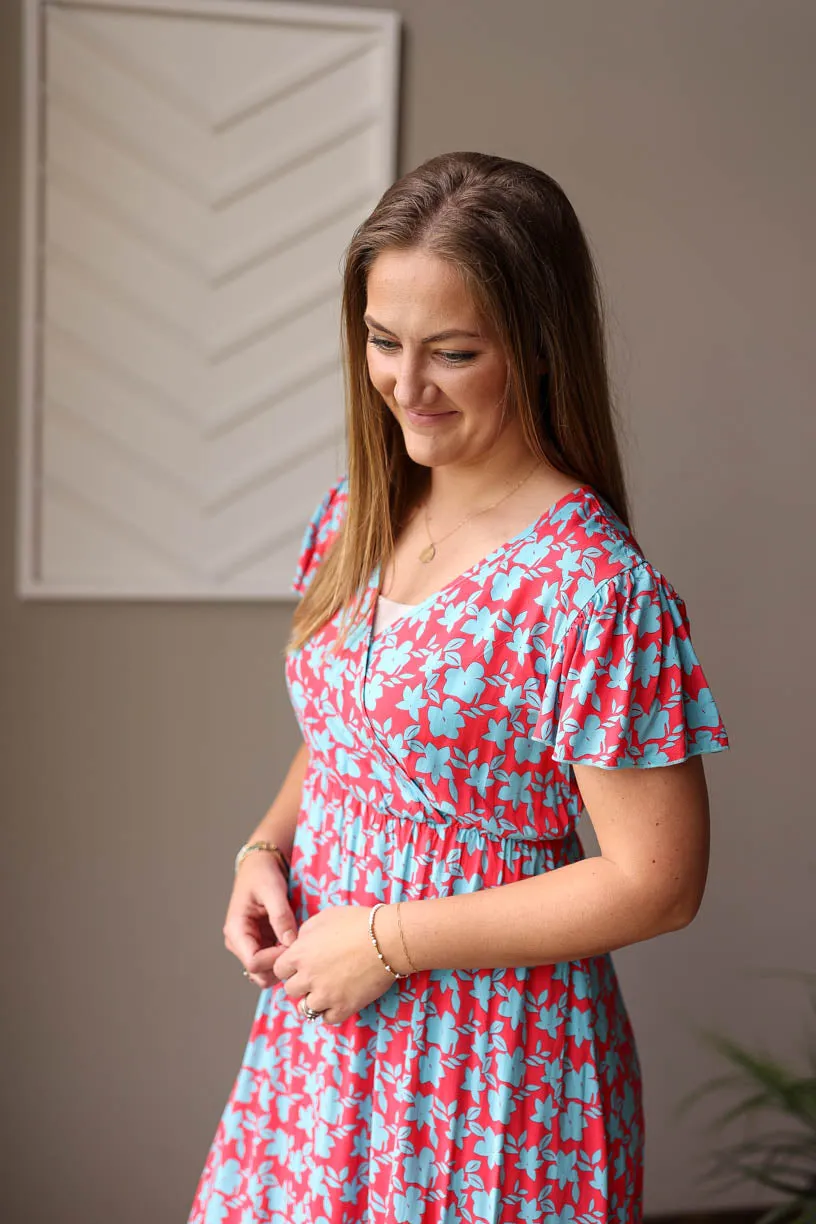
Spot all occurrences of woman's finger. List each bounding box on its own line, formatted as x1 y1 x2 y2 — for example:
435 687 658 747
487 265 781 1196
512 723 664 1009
224 912 264 968
299 997 343 1027
259 886 298 949
282 974 308 1001
248 942 289 976
247 970 276 988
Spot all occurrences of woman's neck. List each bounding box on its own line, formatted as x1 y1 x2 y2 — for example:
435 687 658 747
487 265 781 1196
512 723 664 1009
425 449 540 518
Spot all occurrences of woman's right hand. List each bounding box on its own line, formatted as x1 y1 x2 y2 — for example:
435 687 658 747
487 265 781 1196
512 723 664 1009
223 851 298 988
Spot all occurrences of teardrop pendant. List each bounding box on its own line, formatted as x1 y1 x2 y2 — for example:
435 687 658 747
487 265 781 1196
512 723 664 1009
419 543 436 564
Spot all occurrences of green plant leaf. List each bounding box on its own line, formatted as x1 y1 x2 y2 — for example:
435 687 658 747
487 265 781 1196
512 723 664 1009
699 1132 816 1197
758 1203 800 1224
697 1033 816 1133
801 1199 816 1223
677 1071 759 1118
685 975 816 1219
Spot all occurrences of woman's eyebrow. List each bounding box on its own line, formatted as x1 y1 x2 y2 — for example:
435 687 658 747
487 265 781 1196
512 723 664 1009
363 315 483 343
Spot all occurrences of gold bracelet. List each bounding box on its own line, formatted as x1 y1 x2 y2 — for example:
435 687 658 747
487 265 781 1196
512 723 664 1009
368 903 409 980
396 902 419 973
234 840 290 877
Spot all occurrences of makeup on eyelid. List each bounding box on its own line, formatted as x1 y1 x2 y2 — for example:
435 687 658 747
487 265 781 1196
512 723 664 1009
366 336 479 365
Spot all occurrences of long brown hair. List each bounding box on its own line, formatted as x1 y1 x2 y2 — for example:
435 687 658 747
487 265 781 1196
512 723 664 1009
290 151 629 650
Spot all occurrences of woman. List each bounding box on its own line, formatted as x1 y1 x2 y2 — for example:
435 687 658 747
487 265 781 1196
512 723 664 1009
189 152 728 1224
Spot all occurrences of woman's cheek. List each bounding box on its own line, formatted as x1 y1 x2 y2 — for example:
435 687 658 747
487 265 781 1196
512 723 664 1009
366 357 390 398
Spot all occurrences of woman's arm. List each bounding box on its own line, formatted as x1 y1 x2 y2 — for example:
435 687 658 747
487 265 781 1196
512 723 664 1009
223 741 309 975
376 755 711 973
240 740 309 861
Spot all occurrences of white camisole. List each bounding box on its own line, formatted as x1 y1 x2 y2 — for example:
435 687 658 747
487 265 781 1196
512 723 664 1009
372 594 419 637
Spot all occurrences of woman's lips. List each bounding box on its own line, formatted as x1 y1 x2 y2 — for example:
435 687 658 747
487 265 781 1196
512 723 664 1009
403 408 457 427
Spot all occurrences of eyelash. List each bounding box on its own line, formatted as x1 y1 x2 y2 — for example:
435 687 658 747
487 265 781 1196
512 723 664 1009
367 336 477 365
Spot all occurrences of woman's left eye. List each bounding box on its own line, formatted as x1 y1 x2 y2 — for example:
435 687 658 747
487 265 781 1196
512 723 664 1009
367 336 477 365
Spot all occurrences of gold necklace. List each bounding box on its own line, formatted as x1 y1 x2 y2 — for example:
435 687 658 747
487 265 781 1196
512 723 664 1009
419 461 541 564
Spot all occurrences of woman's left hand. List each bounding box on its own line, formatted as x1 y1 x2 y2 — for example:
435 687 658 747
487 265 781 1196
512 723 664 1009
257 904 399 1024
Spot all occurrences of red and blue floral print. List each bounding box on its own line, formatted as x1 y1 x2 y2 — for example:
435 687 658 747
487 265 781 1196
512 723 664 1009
189 478 728 1224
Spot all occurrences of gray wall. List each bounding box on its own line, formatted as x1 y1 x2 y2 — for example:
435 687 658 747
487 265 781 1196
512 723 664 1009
2 1 814 1220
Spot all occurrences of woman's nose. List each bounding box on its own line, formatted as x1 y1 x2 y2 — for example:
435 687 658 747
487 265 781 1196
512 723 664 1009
393 358 437 410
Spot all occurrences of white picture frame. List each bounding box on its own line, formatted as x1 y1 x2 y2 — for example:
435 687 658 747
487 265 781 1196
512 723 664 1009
18 0 401 598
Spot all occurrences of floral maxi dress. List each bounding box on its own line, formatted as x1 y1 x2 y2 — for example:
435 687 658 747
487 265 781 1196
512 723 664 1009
189 479 729 1224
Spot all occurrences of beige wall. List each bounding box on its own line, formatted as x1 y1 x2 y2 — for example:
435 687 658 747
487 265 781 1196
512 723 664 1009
2 1 814 1220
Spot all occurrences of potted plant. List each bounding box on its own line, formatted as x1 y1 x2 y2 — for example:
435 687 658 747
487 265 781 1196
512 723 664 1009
681 976 816 1224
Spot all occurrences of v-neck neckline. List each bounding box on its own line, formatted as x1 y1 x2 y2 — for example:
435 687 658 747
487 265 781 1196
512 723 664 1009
368 482 596 631
356 482 596 796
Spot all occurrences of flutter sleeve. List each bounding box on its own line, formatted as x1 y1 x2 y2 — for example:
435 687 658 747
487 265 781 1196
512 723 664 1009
291 476 348 597
532 561 729 768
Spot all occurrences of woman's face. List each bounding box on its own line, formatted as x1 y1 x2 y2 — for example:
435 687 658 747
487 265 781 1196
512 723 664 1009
364 248 524 471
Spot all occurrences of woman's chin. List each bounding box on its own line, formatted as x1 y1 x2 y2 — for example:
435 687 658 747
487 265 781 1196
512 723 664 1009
400 430 462 469
403 441 452 469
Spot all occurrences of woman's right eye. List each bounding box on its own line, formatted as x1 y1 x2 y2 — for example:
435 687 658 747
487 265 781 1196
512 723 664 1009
368 336 399 352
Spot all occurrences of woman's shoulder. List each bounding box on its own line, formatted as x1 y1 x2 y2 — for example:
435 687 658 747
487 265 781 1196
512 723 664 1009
516 484 684 626
528 487 729 766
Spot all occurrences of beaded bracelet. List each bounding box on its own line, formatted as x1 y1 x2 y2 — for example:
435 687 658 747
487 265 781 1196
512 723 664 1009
234 840 290 877
368 903 409 980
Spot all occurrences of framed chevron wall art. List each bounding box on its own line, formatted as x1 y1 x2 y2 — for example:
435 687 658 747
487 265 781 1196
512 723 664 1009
18 0 401 599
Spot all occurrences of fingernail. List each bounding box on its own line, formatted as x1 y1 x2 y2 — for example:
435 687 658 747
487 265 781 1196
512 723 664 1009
281 930 295 946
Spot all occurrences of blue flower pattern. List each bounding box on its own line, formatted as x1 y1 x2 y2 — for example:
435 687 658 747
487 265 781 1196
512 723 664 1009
189 478 728 1223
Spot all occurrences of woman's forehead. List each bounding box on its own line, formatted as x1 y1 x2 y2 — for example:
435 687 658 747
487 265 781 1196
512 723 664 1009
365 249 486 334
